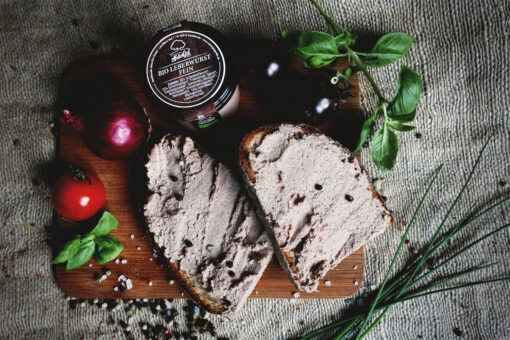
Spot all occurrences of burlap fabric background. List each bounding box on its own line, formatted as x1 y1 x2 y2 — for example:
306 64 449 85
1 0 509 339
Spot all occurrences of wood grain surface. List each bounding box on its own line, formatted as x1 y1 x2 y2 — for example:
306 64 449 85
54 50 364 299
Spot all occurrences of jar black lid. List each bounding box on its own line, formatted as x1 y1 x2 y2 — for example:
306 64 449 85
144 21 238 112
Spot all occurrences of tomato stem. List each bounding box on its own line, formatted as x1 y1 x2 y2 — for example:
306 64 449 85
70 166 92 185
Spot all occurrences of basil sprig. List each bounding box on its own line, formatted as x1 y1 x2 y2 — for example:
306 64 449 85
283 0 422 173
52 211 123 270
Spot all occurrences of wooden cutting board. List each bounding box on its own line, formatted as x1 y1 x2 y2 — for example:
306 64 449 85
54 51 364 299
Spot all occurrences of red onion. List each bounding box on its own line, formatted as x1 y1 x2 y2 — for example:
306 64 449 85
60 73 151 160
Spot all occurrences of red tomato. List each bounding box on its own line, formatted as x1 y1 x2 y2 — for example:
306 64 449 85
51 167 106 221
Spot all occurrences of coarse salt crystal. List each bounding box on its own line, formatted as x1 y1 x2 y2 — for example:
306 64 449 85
101 302 107 309
164 300 172 309
293 292 300 299
254 290 259 295
137 246 141 251
194 306 200 315
179 161 184 166
115 258 119 264
168 279 175 285
100 274 107 281
128 317 135 325
149 258 153 261
148 281 153 287
241 320 246 326
354 281 359 286
325 280 331 286
126 279 133 290
130 234 134 239
88 263 93 267
353 265 358 270
180 292 184 297
118 275 126 282
121 259 127 264
370 285 377 291
113 286 119 292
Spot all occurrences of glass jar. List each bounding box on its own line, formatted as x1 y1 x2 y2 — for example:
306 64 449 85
144 21 239 130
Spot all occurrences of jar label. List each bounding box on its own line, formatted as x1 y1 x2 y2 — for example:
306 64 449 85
146 30 226 109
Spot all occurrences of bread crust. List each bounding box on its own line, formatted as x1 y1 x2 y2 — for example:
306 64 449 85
238 124 393 291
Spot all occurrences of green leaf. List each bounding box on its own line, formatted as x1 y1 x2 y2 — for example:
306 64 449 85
370 125 399 173
364 33 415 67
353 109 378 153
334 32 356 47
88 211 118 237
388 120 416 132
66 239 95 270
95 234 123 265
389 110 416 123
80 234 95 244
52 235 80 264
388 66 422 120
282 30 343 68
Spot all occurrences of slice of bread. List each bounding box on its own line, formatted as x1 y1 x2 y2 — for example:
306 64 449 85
144 133 273 319
239 124 393 293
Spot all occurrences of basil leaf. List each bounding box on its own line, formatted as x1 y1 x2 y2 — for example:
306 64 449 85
364 33 415 67
282 30 341 68
66 239 95 270
389 109 416 123
334 32 356 47
89 211 118 237
95 234 123 265
353 109 378 153
52 235 80 264
388 66 422 120
388 120 416 132
370 125 399 174
80 234 95 244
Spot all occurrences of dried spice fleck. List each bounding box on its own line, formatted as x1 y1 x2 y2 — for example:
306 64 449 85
453 327 463 337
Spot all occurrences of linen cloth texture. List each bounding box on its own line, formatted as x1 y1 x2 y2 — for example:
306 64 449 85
0 0 509 339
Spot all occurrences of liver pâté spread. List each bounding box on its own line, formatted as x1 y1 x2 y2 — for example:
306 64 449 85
144 21 239 130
